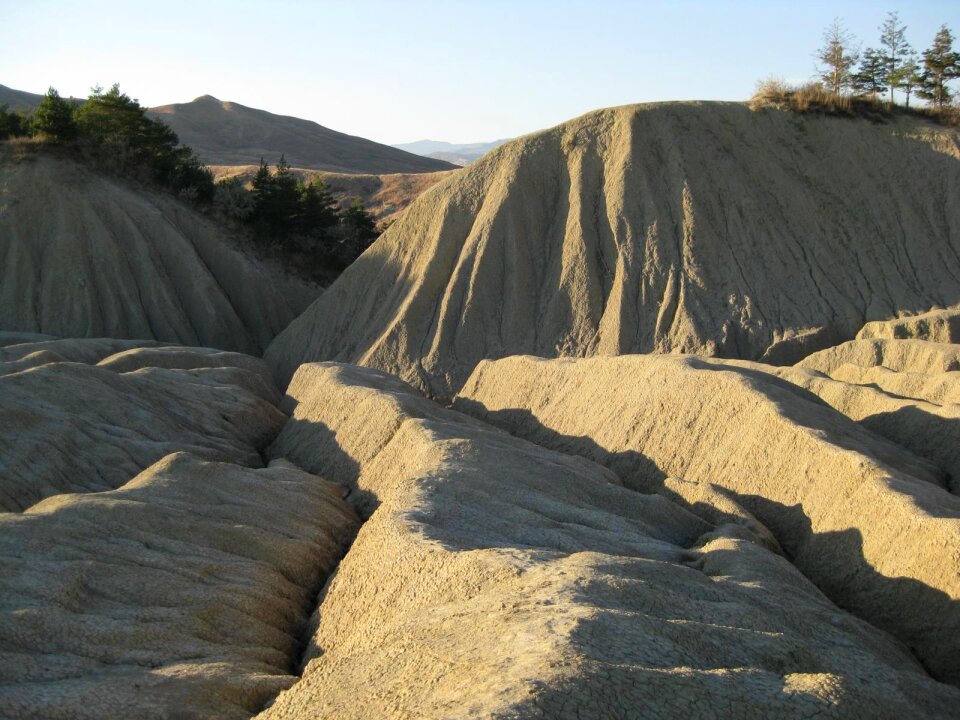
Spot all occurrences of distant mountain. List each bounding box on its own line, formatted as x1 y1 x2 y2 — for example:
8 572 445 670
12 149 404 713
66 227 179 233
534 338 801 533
0 84 45 112
148 96 457 174
393 138 510 165
1 84 456 174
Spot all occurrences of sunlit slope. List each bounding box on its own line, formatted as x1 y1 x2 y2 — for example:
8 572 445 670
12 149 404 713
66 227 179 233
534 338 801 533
266 101 960 396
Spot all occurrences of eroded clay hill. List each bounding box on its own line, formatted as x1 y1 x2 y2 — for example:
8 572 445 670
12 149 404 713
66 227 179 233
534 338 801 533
266 101 960 396
0 338 286 511
0 151 318 353
0 453 357 720
6 326 960 715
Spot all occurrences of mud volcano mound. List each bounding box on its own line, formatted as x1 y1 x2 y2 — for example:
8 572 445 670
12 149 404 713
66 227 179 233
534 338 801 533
266 101 960 396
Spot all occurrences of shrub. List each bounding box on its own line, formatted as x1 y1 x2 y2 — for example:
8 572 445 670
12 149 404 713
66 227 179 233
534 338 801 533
0 104 29 140
214 177 254 220
750 79 897 121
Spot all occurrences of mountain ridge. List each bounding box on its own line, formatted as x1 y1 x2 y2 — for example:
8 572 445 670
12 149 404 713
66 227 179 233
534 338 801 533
393 138 511 165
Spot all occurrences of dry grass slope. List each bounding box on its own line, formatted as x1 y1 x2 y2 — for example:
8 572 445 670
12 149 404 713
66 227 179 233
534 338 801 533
209 164 455 226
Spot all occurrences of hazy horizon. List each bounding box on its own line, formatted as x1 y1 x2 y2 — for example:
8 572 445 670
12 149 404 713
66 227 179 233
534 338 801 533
3 0 958 144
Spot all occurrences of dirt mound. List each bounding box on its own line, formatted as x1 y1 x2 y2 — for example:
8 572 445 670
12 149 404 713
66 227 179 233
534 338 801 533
149 95 456 174
723 360 960 494
799 338 960 375
455 354 960 684
858 305 960 343
265 102 960 396
0 151 318 353
0 347 285 511
831 363 960 405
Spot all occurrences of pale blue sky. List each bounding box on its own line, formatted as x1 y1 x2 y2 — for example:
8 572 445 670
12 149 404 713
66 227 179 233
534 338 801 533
2 1 957 144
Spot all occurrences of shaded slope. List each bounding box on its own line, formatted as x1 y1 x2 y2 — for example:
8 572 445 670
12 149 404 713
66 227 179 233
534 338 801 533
149 95 457 173
0 84 44 112
265 101 960 396
0 151 318 353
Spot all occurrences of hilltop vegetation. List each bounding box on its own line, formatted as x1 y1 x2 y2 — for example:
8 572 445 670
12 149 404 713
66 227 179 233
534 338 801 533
2 85 215 198
1 85 382 281
752 14 959 124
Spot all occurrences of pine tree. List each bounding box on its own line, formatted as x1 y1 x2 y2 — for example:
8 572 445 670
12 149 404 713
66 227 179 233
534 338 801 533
919 25 960 110
891 51 922 107
854 48 889 101
252 157 272 197
818 18 860 95
250 157 277 237
298 176 340 236
31 88 77 142
879 11 910 106
75 84 148 149
342 196 378 258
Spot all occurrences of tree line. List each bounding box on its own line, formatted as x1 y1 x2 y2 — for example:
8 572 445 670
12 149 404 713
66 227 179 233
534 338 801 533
753 13 958 122
216 155 379 269
1 84 215 198
817 13 958 109
0 85 380 274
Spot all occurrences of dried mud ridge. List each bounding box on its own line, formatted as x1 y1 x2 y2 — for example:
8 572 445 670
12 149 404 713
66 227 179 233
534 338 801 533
3 307 960 718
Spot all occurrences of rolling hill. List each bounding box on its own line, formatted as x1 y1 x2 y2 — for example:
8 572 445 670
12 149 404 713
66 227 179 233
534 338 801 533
0 84 45 112
1 84 458 174
148 95 457 173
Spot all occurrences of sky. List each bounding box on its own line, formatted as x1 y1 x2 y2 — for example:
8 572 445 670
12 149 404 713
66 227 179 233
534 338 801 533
2 1 958 145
